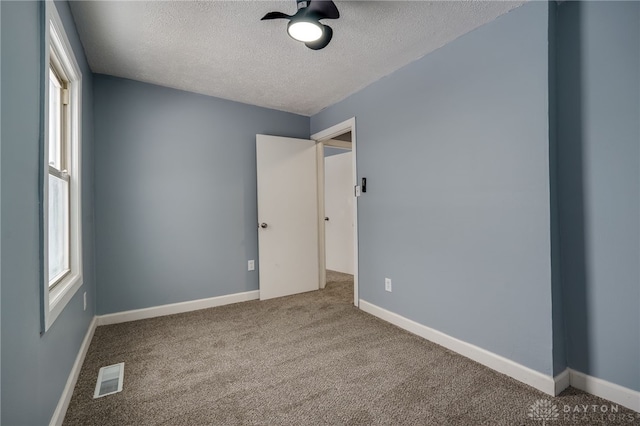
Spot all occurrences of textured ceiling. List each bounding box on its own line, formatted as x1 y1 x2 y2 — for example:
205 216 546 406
69 1 526 116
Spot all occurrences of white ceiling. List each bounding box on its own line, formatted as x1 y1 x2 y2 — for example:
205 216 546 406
69 1 526 116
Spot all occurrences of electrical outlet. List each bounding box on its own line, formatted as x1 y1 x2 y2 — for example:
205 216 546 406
385 278 392 292
248 260 255 271
83 292 87 311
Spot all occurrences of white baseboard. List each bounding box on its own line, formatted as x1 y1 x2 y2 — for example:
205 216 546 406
568 368 640 413
96 290 260 326
49 316 97 426
555 368 571 395
358 300 640 409
359 300 558 396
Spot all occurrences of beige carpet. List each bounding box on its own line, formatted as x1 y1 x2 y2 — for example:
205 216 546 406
64 271 639 425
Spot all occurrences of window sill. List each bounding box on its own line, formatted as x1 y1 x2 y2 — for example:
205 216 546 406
46 271 83 331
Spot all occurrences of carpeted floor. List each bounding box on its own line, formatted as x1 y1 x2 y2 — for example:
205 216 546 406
64 271 639 425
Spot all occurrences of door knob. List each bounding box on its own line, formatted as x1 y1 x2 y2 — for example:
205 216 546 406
325 217 329 221
260 223 268 229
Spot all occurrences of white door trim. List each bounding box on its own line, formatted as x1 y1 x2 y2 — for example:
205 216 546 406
317 142 326 290
311 117 359 307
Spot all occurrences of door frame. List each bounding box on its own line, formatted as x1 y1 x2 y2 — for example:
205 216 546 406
311 117 359 307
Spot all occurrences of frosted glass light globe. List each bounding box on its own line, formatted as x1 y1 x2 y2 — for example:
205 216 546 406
288 21 322 42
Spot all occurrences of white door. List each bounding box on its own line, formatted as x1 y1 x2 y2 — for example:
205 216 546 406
324 151 354 274
256 134 320 300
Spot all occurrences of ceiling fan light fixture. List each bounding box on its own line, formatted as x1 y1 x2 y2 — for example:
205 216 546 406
262 0 339 50
287 20 323 42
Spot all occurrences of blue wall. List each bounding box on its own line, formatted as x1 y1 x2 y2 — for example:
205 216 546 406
556 1 640 392
312 2 554 375
93 76 309 314
0 1 96 424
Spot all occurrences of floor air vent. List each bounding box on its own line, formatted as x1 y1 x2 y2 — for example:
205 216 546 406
93 363 124 398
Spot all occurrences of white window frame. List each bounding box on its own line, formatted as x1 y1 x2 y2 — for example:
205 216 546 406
42 1 83 331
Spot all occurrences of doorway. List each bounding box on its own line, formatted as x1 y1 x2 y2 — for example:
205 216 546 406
312 118 359 307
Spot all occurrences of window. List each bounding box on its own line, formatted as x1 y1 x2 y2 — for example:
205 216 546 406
48 56 70 288
43 1 83 331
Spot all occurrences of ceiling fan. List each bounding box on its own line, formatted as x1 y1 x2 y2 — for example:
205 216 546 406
261 0 340 50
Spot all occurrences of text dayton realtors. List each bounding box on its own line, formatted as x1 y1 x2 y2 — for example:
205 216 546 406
561 404 638 423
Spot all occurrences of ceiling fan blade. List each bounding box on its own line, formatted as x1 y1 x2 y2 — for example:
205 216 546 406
261 11 293 20
307 0 339 20
305 25 333 50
